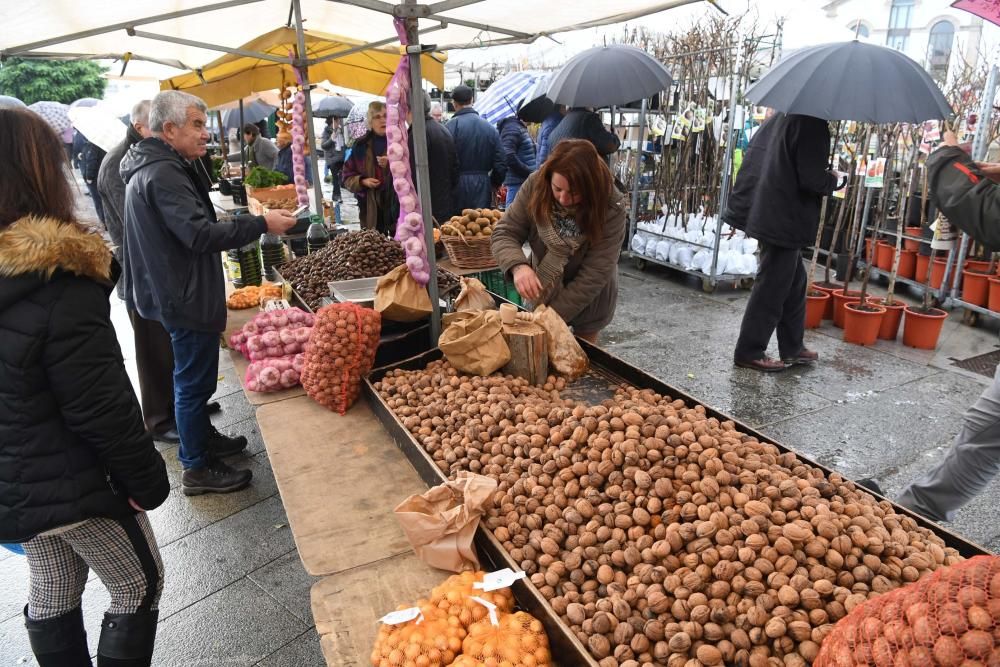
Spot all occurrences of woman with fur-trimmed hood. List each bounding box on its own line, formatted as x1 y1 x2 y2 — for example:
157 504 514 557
0 108 168 667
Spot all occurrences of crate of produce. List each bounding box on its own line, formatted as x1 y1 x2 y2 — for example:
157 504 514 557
364 345 990 667
473 268 522 306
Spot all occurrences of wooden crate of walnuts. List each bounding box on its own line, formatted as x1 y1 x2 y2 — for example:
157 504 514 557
369 353 984 667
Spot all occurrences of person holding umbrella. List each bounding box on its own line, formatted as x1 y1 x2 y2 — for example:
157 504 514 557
733 114 845 372
491 139 626 343
320 117 345 201
497 113 536 206
547 107 620 162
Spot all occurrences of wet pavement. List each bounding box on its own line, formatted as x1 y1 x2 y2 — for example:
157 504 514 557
1 179 997 666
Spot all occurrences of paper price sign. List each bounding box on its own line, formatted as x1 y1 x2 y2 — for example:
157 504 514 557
473 568 526 592
379 607 423 625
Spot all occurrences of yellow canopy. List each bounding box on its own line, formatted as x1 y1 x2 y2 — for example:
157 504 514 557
160 27 445 108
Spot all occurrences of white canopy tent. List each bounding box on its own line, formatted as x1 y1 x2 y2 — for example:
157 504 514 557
2 0 713 337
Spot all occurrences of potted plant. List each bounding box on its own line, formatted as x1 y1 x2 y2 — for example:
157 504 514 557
903 165 948 349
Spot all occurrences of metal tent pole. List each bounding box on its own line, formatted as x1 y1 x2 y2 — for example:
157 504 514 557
404 1 442 340
291 0 326 216
239 98 246 179
628 98 648 246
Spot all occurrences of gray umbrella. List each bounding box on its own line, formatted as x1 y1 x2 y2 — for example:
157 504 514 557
745 40 952 123
313 95 354 119
547 45 672 109
220 99 276 132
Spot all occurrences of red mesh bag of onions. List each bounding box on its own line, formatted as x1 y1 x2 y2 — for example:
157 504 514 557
814 555 1000 667
300 302 381 414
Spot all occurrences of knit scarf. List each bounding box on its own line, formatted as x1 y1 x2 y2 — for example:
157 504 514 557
535 202 583 301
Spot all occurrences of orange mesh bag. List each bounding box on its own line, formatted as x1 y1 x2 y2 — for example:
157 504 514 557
300 302 381 414
459 611 552 667
369 609 465 667
815 555 1000 667
421 571 515 630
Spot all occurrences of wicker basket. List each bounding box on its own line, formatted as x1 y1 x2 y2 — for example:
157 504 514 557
440 234 497 270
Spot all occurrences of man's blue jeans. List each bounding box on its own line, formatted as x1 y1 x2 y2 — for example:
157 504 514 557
505 184 521 208
165 327 219 470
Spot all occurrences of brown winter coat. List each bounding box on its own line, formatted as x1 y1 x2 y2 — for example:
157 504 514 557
490 172 627 332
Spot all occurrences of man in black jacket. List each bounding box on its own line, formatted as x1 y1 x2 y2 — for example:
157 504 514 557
547 108 621 162
122 91 296 495
734 114 845 372
409 91 459 223
78 132 107 223
860 132 1000 522
722 114 780 231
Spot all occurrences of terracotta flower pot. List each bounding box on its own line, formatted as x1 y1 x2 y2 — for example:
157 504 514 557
843 303 886 346
869 297 906 341
865 238 874 261
897 249 916 280
902 307 947 350
811 282 841 320
989 276 1000 312
805 291 830 329
875 242 894 271
965 259 991 273
962 269 991 307
930 258 947 289
831 289 861 329
915 253 931 284
903 226 922 252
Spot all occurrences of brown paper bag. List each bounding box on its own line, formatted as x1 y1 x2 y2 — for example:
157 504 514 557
375 264 432 322
438 311 511 375
532 304 588 379
393 472 498 572
453 277 496 312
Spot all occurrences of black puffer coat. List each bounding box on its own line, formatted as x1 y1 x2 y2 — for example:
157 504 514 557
0 216 169 542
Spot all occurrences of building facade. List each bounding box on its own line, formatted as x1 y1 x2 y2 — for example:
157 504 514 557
822 0 984 81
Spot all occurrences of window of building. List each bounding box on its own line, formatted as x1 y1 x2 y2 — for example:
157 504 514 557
849 21 870 38
928 20 956 82
887 0 914 51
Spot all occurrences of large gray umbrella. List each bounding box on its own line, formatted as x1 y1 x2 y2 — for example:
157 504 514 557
745 40 952 123
547 45 673 109
313 95 353 118
220 98 276 132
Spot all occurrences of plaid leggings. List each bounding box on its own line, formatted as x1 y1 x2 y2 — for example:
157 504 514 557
22 513 164 620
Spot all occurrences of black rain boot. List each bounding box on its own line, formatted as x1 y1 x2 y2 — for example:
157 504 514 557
23 604 93 667
96 610 159 667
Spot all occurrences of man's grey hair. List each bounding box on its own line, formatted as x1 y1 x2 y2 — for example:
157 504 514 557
130 100 151 127
149 91 207 133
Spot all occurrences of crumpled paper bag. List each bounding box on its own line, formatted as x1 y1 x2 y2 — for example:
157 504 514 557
375 263 433 322
532 304 589 379
438 310 511 376
393 472 498 573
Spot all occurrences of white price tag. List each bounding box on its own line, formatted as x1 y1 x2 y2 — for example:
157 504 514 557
379 607 423 625
470 596 499 626
473 568 526 592
263 298 292 312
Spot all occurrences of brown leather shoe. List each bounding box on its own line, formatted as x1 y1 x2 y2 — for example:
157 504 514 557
782 349 819 366
734 356 786 372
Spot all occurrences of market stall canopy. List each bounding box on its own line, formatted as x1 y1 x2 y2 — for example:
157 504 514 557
2 0 709 67
159 27 444 107
745 40 952 123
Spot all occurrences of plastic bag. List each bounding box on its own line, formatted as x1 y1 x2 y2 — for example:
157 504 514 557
438 311 511 376
375 263 433 322
300 302 381 413
532 304 588 379
814 555 997 667
630 232 649 254
654 239 672 261
453 277 496 312
244 353 304 392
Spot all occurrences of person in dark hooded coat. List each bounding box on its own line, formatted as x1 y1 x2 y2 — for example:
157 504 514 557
446 85 506 210
733 113 845 372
